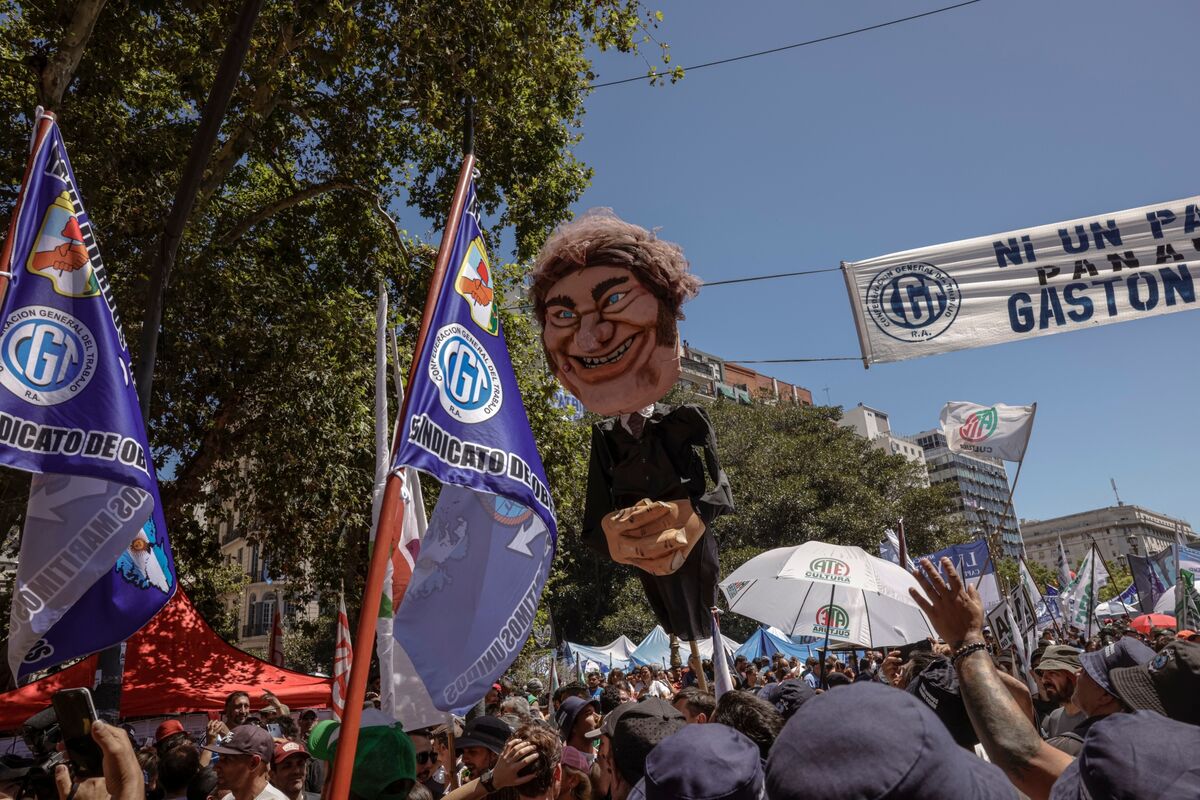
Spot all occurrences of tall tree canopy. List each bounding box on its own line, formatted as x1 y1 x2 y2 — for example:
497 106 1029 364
0 0 666 633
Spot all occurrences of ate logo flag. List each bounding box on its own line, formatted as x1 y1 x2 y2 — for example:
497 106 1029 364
4 113 174 680
392 179 556 712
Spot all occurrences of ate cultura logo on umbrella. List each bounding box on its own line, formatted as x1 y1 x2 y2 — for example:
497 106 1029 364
806 557 851 584
814 604 851 638
959 407 999 443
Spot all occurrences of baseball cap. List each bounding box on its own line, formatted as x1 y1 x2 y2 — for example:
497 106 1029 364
454 715 511 754
560 746 591 772
585 697 683 739
155 719 186 743
644 723 763 800
1035 645 1082 673
766 683 1014 800
204 724 274 762
1078 638 1156 696
554 696 599 740
1108 640 1200 724
611 714 686 787
757 678 815 721
1048 711 1200 799
272 740 311 765
305 710 415 800
905 656 977 749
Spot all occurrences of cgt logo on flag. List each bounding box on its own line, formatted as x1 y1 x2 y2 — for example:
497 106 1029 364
959 407 998 443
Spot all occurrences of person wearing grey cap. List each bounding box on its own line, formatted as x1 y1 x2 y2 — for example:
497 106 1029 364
1033 645 1084 740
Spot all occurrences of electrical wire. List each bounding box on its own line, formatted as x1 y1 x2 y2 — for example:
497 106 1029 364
727 357 861 364
591 0 984 88
704 266 839 287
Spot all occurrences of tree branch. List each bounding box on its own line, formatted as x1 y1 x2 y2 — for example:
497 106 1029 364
39 0 108 109
212 179 410 258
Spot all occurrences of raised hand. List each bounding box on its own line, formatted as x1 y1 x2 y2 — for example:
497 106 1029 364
908 557 985 650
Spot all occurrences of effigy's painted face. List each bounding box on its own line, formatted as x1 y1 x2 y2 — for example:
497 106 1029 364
542 265 680 416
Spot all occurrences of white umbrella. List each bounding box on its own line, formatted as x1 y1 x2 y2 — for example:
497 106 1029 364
1094 599 1138 618
1154 586 1176 615
720 541 935 648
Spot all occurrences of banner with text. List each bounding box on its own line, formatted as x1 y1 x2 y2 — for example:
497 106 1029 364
843 197 1200 365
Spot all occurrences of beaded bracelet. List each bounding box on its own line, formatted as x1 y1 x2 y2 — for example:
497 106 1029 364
951 642 987 664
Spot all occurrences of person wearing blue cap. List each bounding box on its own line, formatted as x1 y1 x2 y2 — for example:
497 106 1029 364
1045 637 1156 756
642 723 763 800
1047 711 1200 798
910 557 1073 800
553 696 600 759
766 682 1016 799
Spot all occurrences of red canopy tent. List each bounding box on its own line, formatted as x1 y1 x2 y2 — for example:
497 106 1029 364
0 590 331 730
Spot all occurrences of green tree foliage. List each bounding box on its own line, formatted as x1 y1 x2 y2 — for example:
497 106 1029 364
0 0 668 649
546 399 967 644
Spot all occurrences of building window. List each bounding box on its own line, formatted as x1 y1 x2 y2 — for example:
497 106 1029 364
247 593 257 625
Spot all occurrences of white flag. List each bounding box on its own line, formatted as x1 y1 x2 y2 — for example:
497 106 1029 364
842 197 1200 365
940 401 1035 462
1068 547 1110 636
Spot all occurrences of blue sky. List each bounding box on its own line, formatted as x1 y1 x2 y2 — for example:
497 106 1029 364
561 0 1198 528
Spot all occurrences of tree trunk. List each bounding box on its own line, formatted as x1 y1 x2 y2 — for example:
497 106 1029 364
134 0 266 422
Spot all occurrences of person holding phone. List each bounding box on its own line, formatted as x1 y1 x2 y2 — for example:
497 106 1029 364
50 689 144 800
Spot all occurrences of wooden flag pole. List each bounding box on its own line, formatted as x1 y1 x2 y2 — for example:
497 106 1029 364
327 140 476 800
688 639 708 693
0 110 56 309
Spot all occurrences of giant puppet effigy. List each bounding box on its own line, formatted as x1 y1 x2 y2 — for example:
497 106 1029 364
529 210 733 639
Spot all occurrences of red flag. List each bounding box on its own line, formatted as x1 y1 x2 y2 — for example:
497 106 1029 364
268 605 285 667
332 591 353 720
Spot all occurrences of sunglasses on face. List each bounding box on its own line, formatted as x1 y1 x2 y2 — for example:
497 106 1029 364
416 751 438 765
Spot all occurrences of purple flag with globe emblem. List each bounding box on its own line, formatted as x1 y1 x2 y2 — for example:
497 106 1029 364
3 112 174 681
391 178 556 716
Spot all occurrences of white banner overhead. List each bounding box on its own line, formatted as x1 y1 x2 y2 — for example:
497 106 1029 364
842 197 1200 365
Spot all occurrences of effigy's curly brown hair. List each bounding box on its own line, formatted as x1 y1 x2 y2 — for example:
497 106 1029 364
529 208 702 332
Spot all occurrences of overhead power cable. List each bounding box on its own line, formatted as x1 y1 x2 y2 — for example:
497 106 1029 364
591 0 984 88
703 266 839 287
728 357 861 364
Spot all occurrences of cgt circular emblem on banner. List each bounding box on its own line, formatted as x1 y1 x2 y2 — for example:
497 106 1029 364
428 323 503 423
0 305 97 406
866 262 960 342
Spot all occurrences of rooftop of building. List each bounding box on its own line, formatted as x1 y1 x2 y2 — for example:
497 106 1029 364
1020 503 1194 536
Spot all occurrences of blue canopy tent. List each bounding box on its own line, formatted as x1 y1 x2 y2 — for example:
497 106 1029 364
735 626 822 662
630 626 742 667
563 635 640 673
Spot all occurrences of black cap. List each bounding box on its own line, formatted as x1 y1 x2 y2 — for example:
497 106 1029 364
757 679 814 721
766 683 1013 800
585 697 682 740
554 695 599 740
906 656 978 749
454 715 511 754
612 714 686 787
1108 640 1200 724
1048 711 1200 798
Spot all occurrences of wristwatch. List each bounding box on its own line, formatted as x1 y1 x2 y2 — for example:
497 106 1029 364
479 769 496 793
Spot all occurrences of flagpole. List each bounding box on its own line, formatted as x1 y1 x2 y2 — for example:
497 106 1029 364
327 133 477 800
818 582 835 689
0 110 56 309
897 517 908 571
1085 544 1097 640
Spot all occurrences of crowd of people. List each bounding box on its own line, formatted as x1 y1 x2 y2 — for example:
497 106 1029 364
6 556 1198 800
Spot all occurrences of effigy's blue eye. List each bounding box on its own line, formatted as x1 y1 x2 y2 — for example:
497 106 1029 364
605 292 624 306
